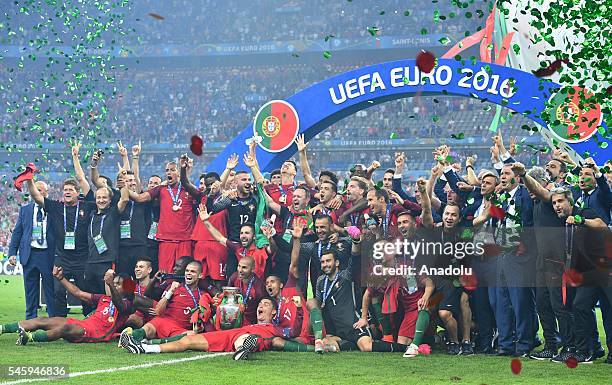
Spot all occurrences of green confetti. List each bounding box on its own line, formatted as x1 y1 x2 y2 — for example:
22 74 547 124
599 142 608 149
432 115 440 122
367 27 380 36
324 34 335 42
390 132 398 139
403 11 411 16
323 51 332 59
450 133 465 140
420 28 428 35
439 37 451 45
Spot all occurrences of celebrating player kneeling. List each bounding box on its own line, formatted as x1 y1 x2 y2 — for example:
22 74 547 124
120 297 284 360
0 267 133 344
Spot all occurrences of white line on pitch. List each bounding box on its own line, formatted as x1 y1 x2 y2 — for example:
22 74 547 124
0 352 231 385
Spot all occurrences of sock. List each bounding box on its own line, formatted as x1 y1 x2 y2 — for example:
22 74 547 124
131 328 147 342
372 341 408 352
372 303 393 337
309 308 324 340
142 344 161 354
283 341 314 352
412 310 430 346
338 340 358 351
32 331 48 342
149 334 186 344
1 323 19 334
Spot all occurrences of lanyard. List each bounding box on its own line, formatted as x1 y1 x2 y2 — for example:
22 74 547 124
124 201 134 221
184 284 201 308
382 203 391 238
350 212 361 226
106 299 115 317
242 275 256 307
90 214 106 238
322 273 339 305
564 224 574 268
167 183 182 205
63 202 80 233
317 241 331 261
136 284 142 296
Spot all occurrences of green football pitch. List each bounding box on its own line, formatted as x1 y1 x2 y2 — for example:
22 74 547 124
0 276 609 385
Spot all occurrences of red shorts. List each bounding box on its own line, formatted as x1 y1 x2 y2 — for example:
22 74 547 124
202 324 279 352
66 317 116 343
148 317 189 339
158 240 193 272
398 289 423 338
193 240 227 280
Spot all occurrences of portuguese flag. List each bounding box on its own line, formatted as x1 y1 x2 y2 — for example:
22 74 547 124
547 86 602 143
254 100 299 153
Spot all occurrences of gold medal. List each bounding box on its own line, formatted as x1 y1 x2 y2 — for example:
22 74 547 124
107 316 115 323
172 205 180 211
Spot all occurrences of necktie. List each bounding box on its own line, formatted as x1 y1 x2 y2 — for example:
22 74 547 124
36 206 44 245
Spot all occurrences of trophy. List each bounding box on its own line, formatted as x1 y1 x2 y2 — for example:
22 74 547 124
215 287 245 330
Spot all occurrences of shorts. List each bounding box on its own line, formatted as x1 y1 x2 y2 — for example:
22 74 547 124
334 326 371 344
193 240 227 280
398 289 424 338
157 241 193 272
203 325 278 352
66 317 116 343
148 317 190 339
436 278 462 316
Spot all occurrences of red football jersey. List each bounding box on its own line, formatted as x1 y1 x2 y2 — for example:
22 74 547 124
161 284 202 329
265 183 296 207
86 294 132 333
227 272 267 325
226 241 269 279
275 274 308 339
204 323 285 352
148 184 197 241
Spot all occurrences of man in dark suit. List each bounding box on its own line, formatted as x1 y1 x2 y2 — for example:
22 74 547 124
9 180 57 319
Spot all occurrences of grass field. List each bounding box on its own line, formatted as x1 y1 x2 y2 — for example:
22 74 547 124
0 275 609 385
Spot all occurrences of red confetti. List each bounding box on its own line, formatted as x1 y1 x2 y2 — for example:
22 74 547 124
565 356 578 368
510 358 522 375
489 205 506 220
532 58 568 78
562 269 583 287
416 50 436 73
148 12 165 20
190 135 204 156
122 278 136 293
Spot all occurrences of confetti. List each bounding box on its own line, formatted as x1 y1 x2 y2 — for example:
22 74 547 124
390 133 398 139
148 12 165 20
324 34 335 42
190 135 204 156
532 59 568 78
323 51 332 59
510 359 522 375
416 50 436 73
450 133 465 140
367 27 380 37
565 357 578 368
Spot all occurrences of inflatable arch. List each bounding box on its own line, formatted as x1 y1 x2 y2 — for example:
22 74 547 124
208 58 608 173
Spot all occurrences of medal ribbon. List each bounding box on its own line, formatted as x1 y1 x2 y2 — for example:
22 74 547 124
167 183 182 207
318 241 332 261
382 203 391 238
184 284 201 309
90 214 106 238
322 273 339 305
242 275 256 308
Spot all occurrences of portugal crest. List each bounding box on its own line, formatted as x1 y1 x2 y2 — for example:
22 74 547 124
546 86 602 143
253 100 299 153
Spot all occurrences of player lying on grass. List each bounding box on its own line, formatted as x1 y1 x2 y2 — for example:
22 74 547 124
0 267 133 344
120 297 289 360
119 260 208 345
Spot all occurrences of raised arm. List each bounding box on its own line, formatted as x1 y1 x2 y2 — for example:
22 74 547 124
417 178 434 228
131 142 142 192
53 266 93 303
465 156 479 186
71 142 90 196
26 179 45 207
220 154 238 190
295 134 316 188
129 189 151 203
179 156 203 200
427 166 442 211
198 203 228 245
89 149 106 189
155 281 180 315
103 269 128 313
512 162 551 202
472 198 492 227
365 160 380 182
116 168 130 213
289 220 305 279
117 140 130 171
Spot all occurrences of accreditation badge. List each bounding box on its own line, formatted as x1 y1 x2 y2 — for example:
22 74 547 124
64 232 76 250
120 220 131 239
93 234 108 254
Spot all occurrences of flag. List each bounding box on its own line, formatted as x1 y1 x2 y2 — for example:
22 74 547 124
253 100 299 153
